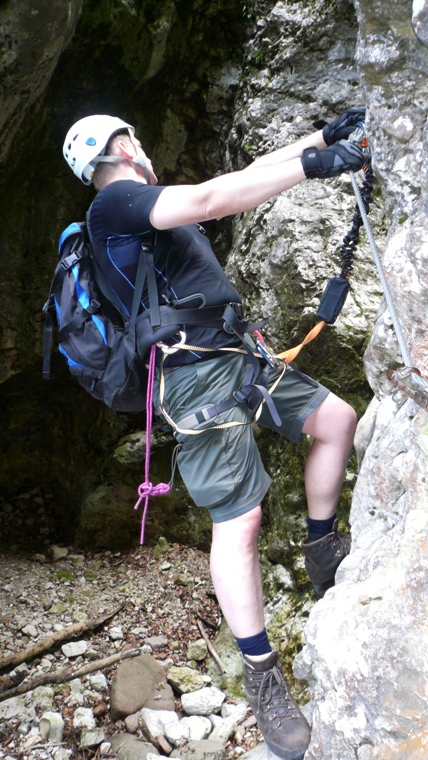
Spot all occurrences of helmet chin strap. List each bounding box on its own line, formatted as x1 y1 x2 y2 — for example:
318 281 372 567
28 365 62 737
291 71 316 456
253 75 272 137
132 156 152 185
91 155 152 185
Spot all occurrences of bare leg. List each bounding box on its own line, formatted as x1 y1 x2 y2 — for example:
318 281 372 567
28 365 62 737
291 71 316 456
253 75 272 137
210 506 264 638
302 392 357 520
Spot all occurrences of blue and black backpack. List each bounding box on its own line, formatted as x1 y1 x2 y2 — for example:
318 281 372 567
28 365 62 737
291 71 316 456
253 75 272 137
43 221 230 412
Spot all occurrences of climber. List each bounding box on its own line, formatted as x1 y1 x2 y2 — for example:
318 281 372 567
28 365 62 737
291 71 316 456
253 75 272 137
63 107 365 760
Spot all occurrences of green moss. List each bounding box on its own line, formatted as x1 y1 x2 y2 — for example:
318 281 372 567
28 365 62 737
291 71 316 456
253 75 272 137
51 570 74 582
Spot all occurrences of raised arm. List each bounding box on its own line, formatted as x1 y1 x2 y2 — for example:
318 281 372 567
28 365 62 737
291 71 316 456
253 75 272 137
149 156 307 230
149 110 365 231
244 129 327 170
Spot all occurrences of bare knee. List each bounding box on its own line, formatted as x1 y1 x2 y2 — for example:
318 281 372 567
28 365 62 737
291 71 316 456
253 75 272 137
335 398 358 443
303 393 357 444
212 505 262 553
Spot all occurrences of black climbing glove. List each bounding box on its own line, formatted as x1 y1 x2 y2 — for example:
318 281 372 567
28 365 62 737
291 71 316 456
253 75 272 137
301 140 365 179
315 107 366 146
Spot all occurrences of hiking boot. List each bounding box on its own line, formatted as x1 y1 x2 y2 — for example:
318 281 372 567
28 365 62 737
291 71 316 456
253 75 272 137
242 651 311 760
301 519 351 595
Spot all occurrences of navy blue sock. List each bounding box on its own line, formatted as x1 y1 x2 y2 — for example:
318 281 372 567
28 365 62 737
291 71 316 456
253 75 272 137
307 514 336 542
235 628 272 657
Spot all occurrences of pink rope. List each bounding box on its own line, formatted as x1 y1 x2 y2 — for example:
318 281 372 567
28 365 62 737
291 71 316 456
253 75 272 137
134 344 170 544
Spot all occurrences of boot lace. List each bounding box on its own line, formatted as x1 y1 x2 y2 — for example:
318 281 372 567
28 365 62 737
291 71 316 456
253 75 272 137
249 664 301 725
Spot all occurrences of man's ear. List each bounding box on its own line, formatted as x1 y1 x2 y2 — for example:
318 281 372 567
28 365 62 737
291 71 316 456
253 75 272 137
116 138 135 159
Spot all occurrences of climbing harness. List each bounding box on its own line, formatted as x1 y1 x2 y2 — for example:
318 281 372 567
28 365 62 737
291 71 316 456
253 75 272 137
134 301 287 541
155 304 286 437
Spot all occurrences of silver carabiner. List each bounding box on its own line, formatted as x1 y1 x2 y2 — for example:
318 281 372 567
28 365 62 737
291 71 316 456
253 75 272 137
157 330 187 355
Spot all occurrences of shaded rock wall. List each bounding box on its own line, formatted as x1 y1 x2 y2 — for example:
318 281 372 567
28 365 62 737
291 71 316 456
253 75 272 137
295 2 428 757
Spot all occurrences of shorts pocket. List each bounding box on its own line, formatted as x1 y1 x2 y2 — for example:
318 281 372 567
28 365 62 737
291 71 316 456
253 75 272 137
177 420 263 509
177 428 236 507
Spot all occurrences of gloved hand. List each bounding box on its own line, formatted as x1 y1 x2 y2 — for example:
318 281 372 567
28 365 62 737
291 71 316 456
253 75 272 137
301 140 365 179
316 107 366 146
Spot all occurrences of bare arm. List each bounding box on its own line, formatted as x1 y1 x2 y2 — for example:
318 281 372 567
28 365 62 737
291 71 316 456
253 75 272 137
245 129 327 169
149 130 326 231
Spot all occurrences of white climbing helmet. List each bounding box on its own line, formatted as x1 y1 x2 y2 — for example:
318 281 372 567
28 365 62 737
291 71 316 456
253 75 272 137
63 115 135 185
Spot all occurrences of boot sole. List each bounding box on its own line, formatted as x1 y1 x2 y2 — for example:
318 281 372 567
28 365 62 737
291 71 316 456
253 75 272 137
265 738 307 760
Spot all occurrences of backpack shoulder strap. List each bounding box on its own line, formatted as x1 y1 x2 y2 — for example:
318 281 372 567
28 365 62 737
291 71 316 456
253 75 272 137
85 211 157 324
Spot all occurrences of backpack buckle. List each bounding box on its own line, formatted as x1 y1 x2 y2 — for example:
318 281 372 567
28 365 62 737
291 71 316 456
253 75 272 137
87 299 101 314
232 389 248 404
62 250 84 270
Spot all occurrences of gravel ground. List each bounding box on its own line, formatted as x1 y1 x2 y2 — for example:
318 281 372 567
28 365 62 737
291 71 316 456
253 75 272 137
0 541 262 759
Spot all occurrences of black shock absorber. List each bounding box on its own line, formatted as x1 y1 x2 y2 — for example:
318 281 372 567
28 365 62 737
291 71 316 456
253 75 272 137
315 124 375 325
339 124 375 279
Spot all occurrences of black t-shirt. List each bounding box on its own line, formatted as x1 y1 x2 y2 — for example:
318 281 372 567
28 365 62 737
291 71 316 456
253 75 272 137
88 179 243 365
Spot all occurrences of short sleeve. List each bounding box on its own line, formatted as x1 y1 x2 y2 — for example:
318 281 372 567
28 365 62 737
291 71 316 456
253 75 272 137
90 180 165 238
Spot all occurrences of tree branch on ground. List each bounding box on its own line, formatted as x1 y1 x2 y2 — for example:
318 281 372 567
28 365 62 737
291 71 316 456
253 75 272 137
0 602 125 674
0 646 141 702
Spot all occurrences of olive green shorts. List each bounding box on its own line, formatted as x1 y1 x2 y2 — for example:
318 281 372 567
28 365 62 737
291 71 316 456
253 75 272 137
154 353 329 523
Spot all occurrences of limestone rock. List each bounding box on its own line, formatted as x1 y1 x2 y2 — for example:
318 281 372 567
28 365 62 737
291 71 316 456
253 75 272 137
110 655 175 721
167 666 207 694
187 639 208 662
62 640 88 658
180 716 212 742
172 740 227 760
72 707 95 730
181 687 225 716
109 734 159 760
80 728 107 749
210 715 243 745
38 711 64 742
294 1 428 757
139 707 178 740
164 719 190 747
0 0 83 163
412 0 428 46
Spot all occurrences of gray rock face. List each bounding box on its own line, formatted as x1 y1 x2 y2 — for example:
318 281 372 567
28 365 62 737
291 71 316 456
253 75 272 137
109 734 159 760
294 1 428 758
181 687 226 716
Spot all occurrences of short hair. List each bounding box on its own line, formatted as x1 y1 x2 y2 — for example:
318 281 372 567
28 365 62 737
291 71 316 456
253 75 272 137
92 129 134 191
